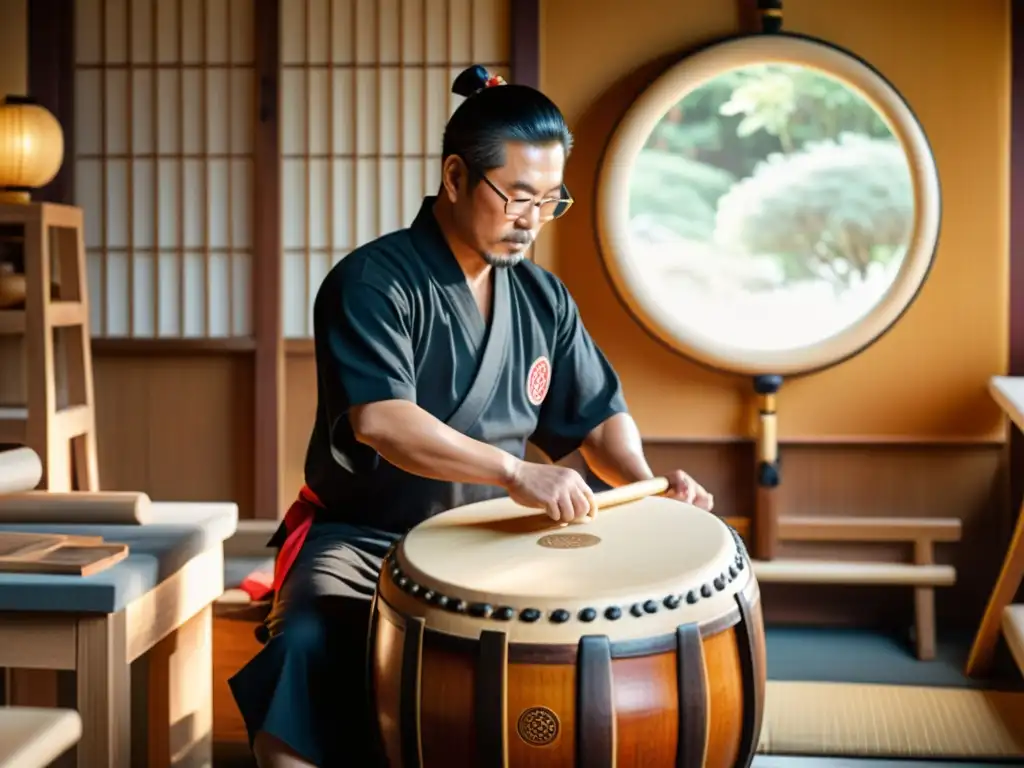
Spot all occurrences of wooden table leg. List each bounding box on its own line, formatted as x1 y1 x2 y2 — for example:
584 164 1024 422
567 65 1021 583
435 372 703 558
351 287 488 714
76 612 131 767
965 497 1024 677
913 540 936 661
133 605 214 768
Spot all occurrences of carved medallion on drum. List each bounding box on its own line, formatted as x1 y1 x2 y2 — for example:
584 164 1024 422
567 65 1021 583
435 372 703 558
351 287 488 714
516 706 560 746
536 532 602 549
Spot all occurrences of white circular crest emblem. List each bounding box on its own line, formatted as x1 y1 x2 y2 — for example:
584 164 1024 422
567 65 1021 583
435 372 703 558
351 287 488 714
526 356 551 406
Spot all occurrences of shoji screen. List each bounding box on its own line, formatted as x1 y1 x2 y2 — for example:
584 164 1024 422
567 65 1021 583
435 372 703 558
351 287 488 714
74 0 255 339
280 0 511 339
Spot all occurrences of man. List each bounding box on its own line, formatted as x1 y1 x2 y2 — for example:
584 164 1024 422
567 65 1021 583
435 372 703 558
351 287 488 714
230 65 714 768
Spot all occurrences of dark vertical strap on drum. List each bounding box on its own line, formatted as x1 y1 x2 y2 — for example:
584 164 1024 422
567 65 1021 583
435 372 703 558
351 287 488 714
675 623 708 768
400 616 425 768
576 635 615 767
476 630 509 767
734 593 764 768
365 591 387 764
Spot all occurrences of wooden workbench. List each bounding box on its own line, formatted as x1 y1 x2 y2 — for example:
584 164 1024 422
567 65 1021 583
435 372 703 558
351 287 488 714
0 502 237 767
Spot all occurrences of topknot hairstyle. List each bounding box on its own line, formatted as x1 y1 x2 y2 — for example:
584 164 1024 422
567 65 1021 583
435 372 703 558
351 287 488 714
441 65 573 178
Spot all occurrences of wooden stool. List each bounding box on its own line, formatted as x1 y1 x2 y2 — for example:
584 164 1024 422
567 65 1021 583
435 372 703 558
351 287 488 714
966 376 1024 677
0 202 99 491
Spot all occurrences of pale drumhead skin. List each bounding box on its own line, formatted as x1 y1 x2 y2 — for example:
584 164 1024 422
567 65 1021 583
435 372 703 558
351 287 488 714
378 496 754 643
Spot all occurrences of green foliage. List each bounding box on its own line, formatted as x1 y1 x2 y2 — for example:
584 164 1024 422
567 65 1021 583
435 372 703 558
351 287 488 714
627 62 913 288
712 134 913 287
628 150 736 239
647 120 722 156
644 63 893 178
719 68 798 146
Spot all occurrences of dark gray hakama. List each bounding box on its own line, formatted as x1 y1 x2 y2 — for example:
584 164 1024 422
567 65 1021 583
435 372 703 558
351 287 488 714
228 522 399 767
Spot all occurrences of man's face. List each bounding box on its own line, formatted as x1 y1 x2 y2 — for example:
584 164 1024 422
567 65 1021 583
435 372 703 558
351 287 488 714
449 141 567 268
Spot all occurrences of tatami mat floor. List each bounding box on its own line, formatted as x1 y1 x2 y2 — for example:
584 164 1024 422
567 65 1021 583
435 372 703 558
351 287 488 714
765 627 1023 691
214 627 1024 767
753 627 1024 767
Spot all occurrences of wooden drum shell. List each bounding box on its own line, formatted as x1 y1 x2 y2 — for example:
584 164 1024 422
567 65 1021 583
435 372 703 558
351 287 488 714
369 574 766 767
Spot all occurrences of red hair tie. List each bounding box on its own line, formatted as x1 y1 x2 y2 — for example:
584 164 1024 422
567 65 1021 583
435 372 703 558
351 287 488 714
485 74 507 88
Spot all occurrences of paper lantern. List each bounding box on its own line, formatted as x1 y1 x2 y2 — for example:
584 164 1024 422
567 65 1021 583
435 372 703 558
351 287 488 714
0 96 65 204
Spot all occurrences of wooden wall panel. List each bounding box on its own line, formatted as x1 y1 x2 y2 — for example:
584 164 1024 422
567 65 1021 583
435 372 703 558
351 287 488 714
92 353 255 515
540 0 1009 442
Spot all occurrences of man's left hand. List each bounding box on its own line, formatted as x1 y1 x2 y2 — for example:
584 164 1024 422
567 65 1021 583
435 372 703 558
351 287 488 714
663 469 714 512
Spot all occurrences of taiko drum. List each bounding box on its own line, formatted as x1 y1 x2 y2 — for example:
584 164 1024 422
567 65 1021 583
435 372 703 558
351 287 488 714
369 480 766 767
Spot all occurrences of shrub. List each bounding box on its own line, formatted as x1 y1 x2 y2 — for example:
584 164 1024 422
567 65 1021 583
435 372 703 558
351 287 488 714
628 149 736 240
712 134 914 287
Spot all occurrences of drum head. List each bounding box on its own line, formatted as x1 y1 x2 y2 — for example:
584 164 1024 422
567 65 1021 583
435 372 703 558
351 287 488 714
383 495 754 643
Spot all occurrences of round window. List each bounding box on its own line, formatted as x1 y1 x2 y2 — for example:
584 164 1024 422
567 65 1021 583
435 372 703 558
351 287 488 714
596 35 941 376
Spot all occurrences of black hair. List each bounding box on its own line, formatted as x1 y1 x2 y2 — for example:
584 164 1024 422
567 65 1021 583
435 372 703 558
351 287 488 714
442 65 573 178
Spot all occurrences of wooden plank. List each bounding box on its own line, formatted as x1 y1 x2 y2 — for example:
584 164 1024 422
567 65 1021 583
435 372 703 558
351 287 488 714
75 613 130 767
913 540 937 661
779 515 962 543
0 532 74 559
124 547 223 663
0 543 127 576
0 616 77 670
752 559 955 587
133 607 213 768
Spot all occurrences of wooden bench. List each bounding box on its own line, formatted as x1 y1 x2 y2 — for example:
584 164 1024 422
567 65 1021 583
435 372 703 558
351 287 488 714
726 514 961 661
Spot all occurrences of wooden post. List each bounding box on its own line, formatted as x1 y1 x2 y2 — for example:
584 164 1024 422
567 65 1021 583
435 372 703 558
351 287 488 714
252 0 284 520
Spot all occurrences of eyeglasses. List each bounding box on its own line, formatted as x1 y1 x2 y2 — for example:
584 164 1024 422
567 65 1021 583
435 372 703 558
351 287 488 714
480 174 574 222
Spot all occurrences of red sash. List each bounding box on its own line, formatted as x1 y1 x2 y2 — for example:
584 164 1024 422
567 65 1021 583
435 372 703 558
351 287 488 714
271 484 324 593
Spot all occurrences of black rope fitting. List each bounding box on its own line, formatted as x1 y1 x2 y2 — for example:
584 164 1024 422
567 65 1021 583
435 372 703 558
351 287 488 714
757 0 783 34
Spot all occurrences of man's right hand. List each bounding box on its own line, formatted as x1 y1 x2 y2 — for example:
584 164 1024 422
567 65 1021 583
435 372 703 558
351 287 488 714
350 400 599 521
504 462 597 523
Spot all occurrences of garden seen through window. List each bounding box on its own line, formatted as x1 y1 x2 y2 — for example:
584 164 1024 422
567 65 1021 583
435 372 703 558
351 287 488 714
627 63 913 354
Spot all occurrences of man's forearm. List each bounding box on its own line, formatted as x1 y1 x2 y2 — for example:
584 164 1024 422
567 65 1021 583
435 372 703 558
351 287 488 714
579 412 655 487
350 399 521 488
